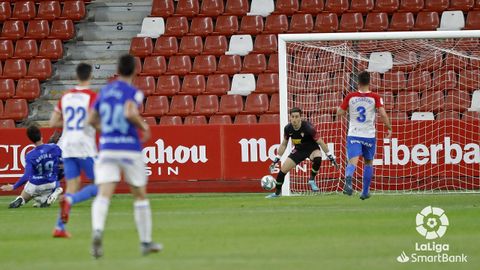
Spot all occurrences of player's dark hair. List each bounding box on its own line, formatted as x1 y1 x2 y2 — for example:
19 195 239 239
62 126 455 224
358 71 370 86
289 107 302 115
117 54 136 77
26 125 42 144
76 63 92 82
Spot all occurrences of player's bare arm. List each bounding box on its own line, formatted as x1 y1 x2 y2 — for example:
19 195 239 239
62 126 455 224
49 111 63 128
336 107 346 117
87 109 101 131
124 100 151 143
378 107 392 139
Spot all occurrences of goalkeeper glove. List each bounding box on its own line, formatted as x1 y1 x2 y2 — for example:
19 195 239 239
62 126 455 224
326 152 340 170
269 156 281 173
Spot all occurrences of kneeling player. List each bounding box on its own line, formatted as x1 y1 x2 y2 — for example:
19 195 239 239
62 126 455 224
0 125 63 208
267 107 339 198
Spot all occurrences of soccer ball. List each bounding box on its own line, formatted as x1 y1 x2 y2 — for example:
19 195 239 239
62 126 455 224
261 175 277 190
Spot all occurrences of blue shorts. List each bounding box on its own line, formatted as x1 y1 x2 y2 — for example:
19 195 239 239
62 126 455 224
346 136 376 161
63 157 95 181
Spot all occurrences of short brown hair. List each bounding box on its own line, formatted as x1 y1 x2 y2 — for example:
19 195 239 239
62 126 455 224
289 107 302 115
117 54 136 77
358 71 370 86
26 125 42 143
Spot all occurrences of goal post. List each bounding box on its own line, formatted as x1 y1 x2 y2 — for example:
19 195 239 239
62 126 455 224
278 31 480 196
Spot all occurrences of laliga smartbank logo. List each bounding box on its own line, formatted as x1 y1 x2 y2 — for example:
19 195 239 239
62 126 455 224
396 206 468 264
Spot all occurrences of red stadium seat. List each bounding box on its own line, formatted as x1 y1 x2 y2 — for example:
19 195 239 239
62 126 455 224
0 79 15 99
264 14 289 34
165 17 189 37
292 94 317 113
383 71 406 92
436 111 460 120
325 0 349 14
398 0 424 12
0 119 15 128
423 0 449 12
26 20 50 39
217 55 242 75
0 40 13 60
407 70 431 92
443 53 469 71
318 92 342 113
134 56 142 75
14 39 38 59
389 112 408 120
242 53 266 73
339 13 364 32
243 93 269 114
0 2 11 21
0 100 3 116
392 51 417 72
239 15 264 35
413 12 439 31
350 0 374 13
192 55 217 74
143 116 157 125
306 72 329 93
179 35 203 55
209 114 232 124
267 53 278 72
418 51 442 71
299 0 324 13
389 12 415 31
203 35 227 55
255 73 278 94
214 15 238 36
168 95 194 116
363 12 389 31
189 17 213 36
37 1 61 21
432 70 457 91
395 92 420 111
133 76 156 96
463 111 480 120
380 91 394 110
274 0 299 15
253 34 277 54
175 0 199 17
314 13 339 32
218 94 243 115
330 72 350 92
38 39 63 60
27 59 52 80
156 75 180 96
180 74 205 95
449 0 474 11
445 90 471 111
3 59 27 80
373 0 399 13
15 78 40 100
153 36 178 56
200 0 224 16
129 37 153 57
288 14 314 33
50 19 75 40
167 55 192 75
459 70 480 91
61 1 86 21
234 114 257 124
224 0 249 16
184 115 207 125
193 94 219 115
12 1 36 21
151 0 174 17
464 11 480 29
143 96 169 117
4 98 28 120
259 114 279 123
205 74 230 95
420 91 445 112
2 20 25 40
159 115 183 125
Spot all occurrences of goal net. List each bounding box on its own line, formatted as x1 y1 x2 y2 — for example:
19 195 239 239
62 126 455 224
278 31 480 196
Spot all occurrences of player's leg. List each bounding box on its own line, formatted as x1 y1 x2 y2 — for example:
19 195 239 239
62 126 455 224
124 153 162 255
360 138 376 200
267 156 297 198
58 158 81 223
343 136 362 196
308 149 322 192
9 188 33 208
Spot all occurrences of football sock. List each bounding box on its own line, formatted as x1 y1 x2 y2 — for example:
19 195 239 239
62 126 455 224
275 171 286 195
92 196 110 232
55 214 65 230
362 165 373 195
309 157 322 180
345 163 356 178
71 184 98 205
134 200 152 243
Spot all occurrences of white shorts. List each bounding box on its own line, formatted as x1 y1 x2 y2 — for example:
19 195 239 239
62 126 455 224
95 150 147 187
24 182 56 204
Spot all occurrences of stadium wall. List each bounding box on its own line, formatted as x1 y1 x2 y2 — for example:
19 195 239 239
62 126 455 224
0 120 478 194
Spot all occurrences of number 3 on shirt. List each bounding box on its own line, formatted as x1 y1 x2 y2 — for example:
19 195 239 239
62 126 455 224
356 106 366 123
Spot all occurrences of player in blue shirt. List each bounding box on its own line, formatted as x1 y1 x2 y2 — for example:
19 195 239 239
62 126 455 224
0 125 63 208
87 54 161 259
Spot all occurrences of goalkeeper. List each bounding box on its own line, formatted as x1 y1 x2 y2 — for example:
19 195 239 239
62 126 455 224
267 107 339 198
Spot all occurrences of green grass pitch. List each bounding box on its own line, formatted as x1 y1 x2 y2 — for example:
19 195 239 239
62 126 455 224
0 193 478 270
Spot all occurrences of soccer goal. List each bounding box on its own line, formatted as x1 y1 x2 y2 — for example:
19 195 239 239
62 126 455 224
278 31 480 196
